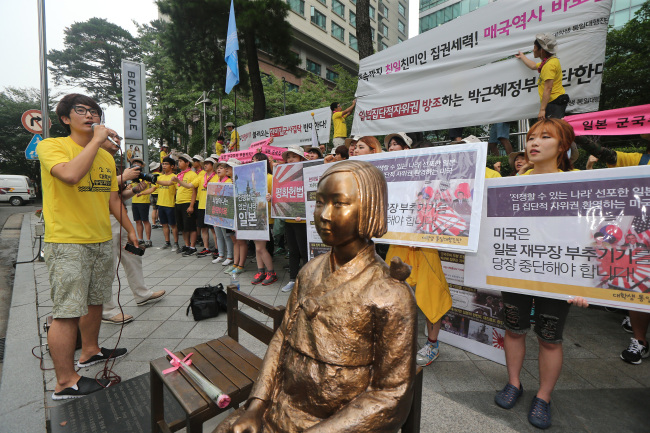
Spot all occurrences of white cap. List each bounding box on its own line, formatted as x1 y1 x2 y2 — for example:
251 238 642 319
384 132 413 149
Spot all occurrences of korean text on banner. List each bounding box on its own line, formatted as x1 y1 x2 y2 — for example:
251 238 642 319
233 161 269 241
439 251 506 365
304 163 335 260
272 160 323 220
565 104 650 136
356 0 612 97
352 0 612 136
464 167 650 313
205 183 235 229
234 107 331 149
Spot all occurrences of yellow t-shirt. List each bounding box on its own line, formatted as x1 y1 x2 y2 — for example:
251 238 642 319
131 180 151 204
230 130 240 151
215 141 224 156
266 173 274 225
156 173 177 207
485 167 502 178
175 170 198 204
191 171 219 210
37 136 118 243
332 111 347 138
536 57 565 103
522 168 579 175
160 150 168 162
608 151 646 168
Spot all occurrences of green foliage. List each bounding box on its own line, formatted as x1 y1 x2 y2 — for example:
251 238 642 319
0 88 67 181
48 18 141 106
601 2 650 110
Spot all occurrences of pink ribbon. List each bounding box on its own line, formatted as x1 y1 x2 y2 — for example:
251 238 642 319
162 348 193 374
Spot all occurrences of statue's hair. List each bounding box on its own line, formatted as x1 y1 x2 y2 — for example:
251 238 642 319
318 160 388 239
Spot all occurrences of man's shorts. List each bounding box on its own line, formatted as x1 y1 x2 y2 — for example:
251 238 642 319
175 202 197 232
489 122 511 143
150 194 158 210
158 205 176 226
132 203 150 222
333 137 346 148
501 292 571 343
196 208 210 229
44 241 113 319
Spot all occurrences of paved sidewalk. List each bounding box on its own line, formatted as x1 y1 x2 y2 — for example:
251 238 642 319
1 212 649 432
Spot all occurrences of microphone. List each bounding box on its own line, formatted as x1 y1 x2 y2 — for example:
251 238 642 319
91 123 120 147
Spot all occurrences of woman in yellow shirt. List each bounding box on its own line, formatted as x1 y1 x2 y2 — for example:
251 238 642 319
250 153 277 286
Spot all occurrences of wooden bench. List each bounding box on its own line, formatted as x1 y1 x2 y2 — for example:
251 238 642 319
150 286 286 433
150 285 423 433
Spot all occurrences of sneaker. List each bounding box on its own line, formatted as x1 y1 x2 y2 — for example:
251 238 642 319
251 271 267 285
416 340 439 366
144 240 153 248
77 347 128 368
174 244 184 254
274 247 285 255
160 242 172 250
212 256 225 264
262 272 278 286
281 281 295 293
620 338 649 365
182 247 197 257
101 313 134 325
223 265 236 274
171 243 180 252
232 266 245 275
197 248 211 257
136 290 166 306
622 315 633 333
221 258 233 266
528 396 552 429
52 376 111 400
138 240 145 247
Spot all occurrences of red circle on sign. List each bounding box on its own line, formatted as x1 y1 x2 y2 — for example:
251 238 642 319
21 110 51 134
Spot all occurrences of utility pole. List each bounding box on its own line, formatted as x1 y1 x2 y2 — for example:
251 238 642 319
37 0 49 139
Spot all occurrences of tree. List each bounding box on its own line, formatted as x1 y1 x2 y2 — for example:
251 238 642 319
0 88 67 181
156 0 300 121
601 2 650 110
356 0 374 60
48 18 141 106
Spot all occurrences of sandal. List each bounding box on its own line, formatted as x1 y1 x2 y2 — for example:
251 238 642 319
494 383 523 409
528 396 552 429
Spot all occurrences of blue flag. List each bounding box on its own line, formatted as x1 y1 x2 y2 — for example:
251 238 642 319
225 0 239 94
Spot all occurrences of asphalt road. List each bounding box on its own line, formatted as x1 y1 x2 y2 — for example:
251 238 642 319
0 200 41 230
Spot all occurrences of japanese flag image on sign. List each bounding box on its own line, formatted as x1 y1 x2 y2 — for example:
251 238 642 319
25 134 42 160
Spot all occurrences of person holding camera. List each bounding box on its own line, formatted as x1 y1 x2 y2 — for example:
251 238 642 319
36 94 136 399
155 157 180 251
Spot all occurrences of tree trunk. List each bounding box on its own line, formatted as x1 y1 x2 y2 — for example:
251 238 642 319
356 0 373 60
244 31 267 121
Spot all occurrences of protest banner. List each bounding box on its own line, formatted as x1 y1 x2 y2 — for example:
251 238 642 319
564 104 650 136
356 0 612 97
205 183 235 229
439 251 506 365
233 161 270 241
465 166 650 313
351 0 612 135
234 107 331 149
218 138 286 163
303 163 334 260
271 160 323 220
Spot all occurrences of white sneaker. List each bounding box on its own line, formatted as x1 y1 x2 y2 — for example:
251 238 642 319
221 258 233 266
212 256 225 264
281 281 295 293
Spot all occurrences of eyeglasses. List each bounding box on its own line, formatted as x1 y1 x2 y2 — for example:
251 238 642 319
72 105 100 117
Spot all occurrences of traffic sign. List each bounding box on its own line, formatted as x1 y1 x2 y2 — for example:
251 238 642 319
21 109 51 134
25 134 42 160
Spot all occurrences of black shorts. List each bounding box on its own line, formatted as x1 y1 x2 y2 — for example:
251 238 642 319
175 202 197 232
132 203 150 221
150 194 158 210
501 292 571 343
158 205 175 226
196 209 209 229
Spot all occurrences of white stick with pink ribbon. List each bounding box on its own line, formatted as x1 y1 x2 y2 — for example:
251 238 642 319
162 348 231 409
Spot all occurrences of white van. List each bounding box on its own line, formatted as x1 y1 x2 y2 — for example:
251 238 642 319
0 175 37 206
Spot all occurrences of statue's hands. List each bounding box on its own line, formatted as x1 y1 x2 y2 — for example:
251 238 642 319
231 399 266 433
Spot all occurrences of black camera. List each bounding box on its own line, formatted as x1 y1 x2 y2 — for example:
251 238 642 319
138 171 159 183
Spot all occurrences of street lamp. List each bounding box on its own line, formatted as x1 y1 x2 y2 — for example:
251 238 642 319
195 90 215 156
282 77 286 115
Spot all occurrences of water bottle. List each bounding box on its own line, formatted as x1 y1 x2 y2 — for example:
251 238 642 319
230 272 240 291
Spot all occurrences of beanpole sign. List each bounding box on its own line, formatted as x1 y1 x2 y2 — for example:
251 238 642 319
121 60 144 141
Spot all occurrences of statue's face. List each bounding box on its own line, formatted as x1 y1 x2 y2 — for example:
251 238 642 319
314 172 360 247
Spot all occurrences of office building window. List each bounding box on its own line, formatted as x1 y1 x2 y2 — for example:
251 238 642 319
349 10 356 27
331 21 345 41
350 0 356 4
371 27 375 40
287 83 299 92
326 69 339 81
369 5 375 19
332 0 345 17
349 34 358 51
379 3 388 17
398 36 404 43
311 7 327 30
287 0 305 15
398 2 406 17
398 19 406 34
381 41 388 51
380 22 388 37
306 59 321 76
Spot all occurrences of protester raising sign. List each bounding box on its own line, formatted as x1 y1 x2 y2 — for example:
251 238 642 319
271 160 323 220
233 161 270 241
205 183 235 230
465 166 650 313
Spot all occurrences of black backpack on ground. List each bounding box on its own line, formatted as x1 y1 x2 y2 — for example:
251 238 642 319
186 283 227 321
